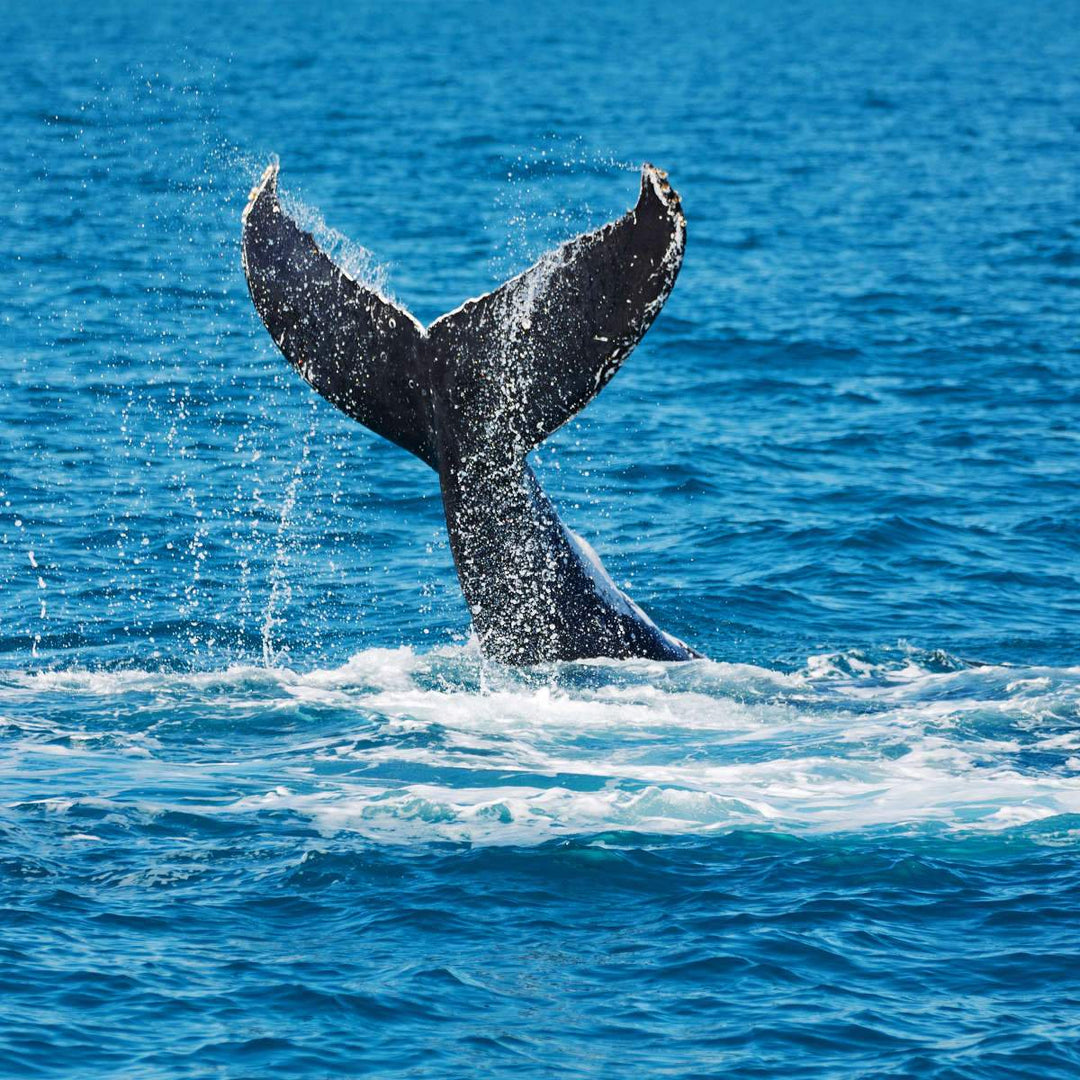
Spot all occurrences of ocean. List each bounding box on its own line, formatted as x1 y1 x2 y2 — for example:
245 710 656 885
2 1 1079 1076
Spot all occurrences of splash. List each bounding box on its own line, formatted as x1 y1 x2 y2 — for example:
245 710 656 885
279 188 393 301
6 645 1079 846
261 414 317 668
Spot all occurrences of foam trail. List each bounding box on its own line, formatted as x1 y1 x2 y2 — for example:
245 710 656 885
4 646 1079 846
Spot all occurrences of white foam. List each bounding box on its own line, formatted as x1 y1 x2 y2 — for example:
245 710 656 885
4 645 1080 845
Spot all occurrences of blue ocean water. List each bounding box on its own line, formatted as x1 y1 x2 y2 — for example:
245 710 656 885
2 0 1080 1075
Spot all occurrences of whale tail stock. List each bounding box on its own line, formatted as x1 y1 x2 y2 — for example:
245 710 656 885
242 161 695 663
240 161 686 470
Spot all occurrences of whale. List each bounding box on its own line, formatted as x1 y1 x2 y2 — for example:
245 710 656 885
241 162 700 664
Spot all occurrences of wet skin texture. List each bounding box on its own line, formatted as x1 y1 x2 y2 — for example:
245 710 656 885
242 163 695 663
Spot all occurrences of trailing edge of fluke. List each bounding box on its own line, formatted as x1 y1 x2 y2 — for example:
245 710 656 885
241 161 700 664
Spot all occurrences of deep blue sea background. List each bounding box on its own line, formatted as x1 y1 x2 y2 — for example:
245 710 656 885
2 1 1080 1076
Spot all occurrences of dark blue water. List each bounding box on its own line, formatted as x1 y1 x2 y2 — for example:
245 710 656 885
3 1 1080 1076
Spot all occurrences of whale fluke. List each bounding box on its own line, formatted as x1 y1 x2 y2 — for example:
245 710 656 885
242 163 685 467
241 163 697 664
428 166 685 454
241 164 436 467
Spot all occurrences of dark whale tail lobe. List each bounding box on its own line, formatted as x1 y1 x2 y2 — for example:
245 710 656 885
241 162 686 465
241 163 437 466
426 164 686 453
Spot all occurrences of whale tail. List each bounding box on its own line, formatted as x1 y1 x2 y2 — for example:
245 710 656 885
241 162 686 467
